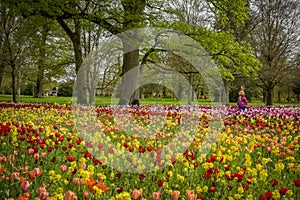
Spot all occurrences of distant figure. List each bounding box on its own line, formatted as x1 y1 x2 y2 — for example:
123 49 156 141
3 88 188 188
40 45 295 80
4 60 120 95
237 89 248 111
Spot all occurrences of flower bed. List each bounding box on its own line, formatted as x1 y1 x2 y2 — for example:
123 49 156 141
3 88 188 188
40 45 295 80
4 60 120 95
0 103 299 199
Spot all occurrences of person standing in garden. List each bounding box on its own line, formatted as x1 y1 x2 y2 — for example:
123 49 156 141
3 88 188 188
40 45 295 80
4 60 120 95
237 87 248 111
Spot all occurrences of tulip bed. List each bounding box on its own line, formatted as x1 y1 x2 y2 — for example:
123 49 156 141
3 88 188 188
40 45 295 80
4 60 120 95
0 102 299 200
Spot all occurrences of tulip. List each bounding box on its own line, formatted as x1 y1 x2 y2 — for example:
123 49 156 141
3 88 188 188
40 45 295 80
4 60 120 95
172 190 180 200
41 152 47 159
28 148 34 155
20 180 30 191
152 192 160 200
61 164 67 172
38 186 49 200
64 190 76 200
73 178 80 185
132 189 142 200
279 187 287 195
294 179 300 187
34 153 39 160
157 180 164 187
82 190 89 199
186 190 195 200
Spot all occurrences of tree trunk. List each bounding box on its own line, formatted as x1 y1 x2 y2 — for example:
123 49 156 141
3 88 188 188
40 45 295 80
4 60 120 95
119 42 140 105
11 62 16 102
57 18 87 105
119 0 145 105
34 23 49 98
223 80 230 105
266 88 273 105
35 76 43 98
0 63 4 89
188 74 192 105
74 19 87 105
89 89 95 104
278 91 281 103
17 69 21 98
177 74 183 100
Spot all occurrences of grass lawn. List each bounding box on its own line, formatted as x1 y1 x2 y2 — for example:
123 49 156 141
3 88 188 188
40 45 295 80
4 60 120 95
0 94 298 106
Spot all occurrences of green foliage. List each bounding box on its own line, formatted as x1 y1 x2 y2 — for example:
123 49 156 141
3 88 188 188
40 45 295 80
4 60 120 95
207 0 249 29
167 22 261 81
57 80 74 97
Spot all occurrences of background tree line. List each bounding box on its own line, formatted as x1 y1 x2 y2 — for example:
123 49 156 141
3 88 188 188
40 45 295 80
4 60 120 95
0 0 299 105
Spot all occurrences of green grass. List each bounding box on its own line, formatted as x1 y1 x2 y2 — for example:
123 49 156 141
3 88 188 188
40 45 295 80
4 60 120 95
0 95 298 106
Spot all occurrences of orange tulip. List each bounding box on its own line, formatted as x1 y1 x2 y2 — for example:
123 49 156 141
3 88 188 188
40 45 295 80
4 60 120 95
172 190 180 200
86 177 96 189
28 171 36 179
96 182 110 192
132 189 142 200
20 176 26 183
18 192 31 200
186 190 195 200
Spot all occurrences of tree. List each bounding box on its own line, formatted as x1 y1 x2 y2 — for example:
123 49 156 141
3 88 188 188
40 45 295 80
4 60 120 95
250 0 300 105
205 0 261 105
158 0 260 105
4 0 159 105
0 4 34 102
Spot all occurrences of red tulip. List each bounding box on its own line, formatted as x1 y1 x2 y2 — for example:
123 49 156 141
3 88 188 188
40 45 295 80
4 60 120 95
139 173 146 180
210 155 216 162
294 179 300 187
157 180 164 187
123 142 129 148
129 147 134 152
279 187 287 195
147 145 153 151
210 186 216 193
20 135 26 141
66 156 75 162
117 186 123 193
271 179 278 186
203 172 211 179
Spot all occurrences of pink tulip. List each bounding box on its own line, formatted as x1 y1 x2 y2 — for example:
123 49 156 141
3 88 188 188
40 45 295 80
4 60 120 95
34 153 39 160
0 156 8 162
33 167 41 176
61 164 67 172
11 172 19 180
152 192 160 200
20 180 30 191
73 178 80 185
83 190 89 199
28 148 34 155
41 152 47 159
38 186 49 200
172 190 180 200
64 190 76 200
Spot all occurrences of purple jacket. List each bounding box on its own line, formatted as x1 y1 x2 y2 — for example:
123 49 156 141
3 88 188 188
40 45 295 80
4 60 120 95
237 96 248 107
